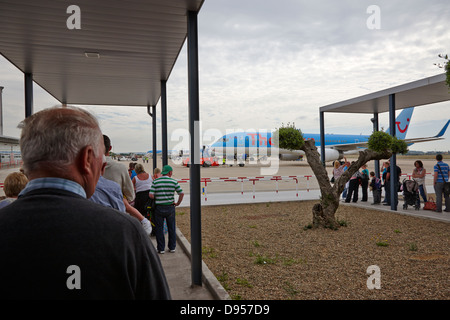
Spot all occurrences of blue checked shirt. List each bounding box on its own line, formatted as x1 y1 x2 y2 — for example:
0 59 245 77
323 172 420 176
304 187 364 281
19 177 86 198
434 161 449 183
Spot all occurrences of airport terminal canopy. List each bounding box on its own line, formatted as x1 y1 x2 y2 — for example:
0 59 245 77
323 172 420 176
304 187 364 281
0 0 204 107
320 73 448 114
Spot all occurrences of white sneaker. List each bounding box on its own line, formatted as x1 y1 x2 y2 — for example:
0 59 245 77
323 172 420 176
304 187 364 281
141 218 152 236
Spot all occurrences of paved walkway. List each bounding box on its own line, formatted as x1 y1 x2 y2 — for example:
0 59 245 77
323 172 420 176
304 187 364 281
150 230 230 300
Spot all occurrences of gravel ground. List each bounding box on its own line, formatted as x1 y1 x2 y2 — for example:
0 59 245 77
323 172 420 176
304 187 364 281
176 201 449 300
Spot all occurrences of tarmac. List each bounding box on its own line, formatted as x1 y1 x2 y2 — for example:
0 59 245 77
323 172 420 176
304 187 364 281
1 165 449 301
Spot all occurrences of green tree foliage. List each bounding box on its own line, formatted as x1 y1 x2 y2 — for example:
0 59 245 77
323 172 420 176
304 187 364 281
274 123 304 150
435 54 449 88
368 130 408 154
446 58 450 88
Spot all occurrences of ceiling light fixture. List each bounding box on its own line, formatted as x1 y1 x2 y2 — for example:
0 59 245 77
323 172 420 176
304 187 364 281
84 52 100 58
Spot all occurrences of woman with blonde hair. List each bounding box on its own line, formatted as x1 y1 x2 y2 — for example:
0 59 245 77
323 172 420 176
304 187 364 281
0 172 28 209
132 163 153 216
332 157 346 183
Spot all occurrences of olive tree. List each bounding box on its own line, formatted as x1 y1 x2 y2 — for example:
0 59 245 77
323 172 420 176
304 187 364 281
435 53 450 88
275 123 408 230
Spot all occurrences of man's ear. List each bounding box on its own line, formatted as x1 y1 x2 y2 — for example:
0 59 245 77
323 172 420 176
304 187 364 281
78 145 96 175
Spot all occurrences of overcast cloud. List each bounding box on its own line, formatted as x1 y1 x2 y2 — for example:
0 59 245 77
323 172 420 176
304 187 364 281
1 0 449 152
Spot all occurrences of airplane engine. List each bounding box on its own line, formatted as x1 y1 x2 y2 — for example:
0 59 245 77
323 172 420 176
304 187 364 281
279 154 302 161
318 148 343 162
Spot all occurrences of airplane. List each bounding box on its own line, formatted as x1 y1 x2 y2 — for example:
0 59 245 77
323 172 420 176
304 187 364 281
146 150 180 158
208 107 450 163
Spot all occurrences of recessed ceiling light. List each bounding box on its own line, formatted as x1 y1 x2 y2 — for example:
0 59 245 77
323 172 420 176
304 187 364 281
84 52 100 58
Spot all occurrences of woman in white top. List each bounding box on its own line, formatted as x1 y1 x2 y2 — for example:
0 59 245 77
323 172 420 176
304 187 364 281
132 164 153 217
412 160 427 205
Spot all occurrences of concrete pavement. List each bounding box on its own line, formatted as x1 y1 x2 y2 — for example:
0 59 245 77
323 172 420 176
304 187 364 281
150 229 230 300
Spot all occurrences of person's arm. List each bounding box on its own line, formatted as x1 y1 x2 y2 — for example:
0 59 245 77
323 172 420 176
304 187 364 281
123 198 144 221
122 171 135 202
149 181 155 199
419 168 426 178
174 193 184 207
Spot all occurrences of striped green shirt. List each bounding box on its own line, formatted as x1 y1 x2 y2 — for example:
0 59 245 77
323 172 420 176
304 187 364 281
149 176 183 205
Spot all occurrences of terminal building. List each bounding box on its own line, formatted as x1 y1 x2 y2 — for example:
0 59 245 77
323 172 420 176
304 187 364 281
0 86 21 169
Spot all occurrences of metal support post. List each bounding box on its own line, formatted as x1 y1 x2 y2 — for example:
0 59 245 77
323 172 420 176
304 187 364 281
319 111 325 166
152 105 157 172
0 86 4 136
147 105 157 172
24 73 33 117
371 112 380 179
388 94 397 211
161 80 168 167
187 10 202 286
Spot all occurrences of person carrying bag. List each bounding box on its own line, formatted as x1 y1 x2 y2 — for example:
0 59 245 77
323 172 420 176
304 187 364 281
433 154 450 213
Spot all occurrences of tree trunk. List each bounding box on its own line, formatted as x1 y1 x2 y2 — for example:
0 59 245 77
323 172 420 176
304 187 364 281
311 196 340 230
301 140 392 229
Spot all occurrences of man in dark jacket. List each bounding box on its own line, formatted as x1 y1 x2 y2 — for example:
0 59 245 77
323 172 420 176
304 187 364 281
0 106 171 299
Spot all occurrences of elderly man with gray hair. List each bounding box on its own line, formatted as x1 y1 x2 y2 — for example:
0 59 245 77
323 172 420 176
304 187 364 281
0 106 170 300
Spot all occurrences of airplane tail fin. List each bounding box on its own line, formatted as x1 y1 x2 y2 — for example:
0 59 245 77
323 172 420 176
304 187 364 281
434 120 450 138
386 107 414 139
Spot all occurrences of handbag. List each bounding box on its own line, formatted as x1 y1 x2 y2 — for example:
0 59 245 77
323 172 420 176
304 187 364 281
423 196 437 211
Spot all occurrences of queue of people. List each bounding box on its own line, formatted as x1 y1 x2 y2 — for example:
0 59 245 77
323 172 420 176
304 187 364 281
331 155 449 213
100 136 184 254
0 106 171 299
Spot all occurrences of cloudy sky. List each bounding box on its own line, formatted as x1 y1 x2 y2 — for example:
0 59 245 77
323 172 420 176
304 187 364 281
1 0 449 153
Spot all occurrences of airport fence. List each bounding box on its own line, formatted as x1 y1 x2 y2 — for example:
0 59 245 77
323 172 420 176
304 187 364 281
176 173 435 202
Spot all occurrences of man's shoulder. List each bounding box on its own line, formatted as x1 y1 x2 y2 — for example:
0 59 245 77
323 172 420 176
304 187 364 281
97 175 121 191
435 161 450 168
5 191 140 233
154 176 178 183
106 158 127 171
104 160 129 181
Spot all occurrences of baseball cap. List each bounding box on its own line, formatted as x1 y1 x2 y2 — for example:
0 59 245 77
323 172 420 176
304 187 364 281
161 165 173 175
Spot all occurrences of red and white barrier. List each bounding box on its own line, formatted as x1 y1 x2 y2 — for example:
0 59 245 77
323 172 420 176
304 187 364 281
175 173 435 202
177 175 317 201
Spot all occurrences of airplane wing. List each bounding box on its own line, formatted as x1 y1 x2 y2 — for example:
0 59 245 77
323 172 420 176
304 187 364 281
329 142 369 152
330 119 450 152
403 119 449 145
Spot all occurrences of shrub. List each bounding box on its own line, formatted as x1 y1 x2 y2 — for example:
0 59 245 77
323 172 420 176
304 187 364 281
368 130 408 154
274 123 304 150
